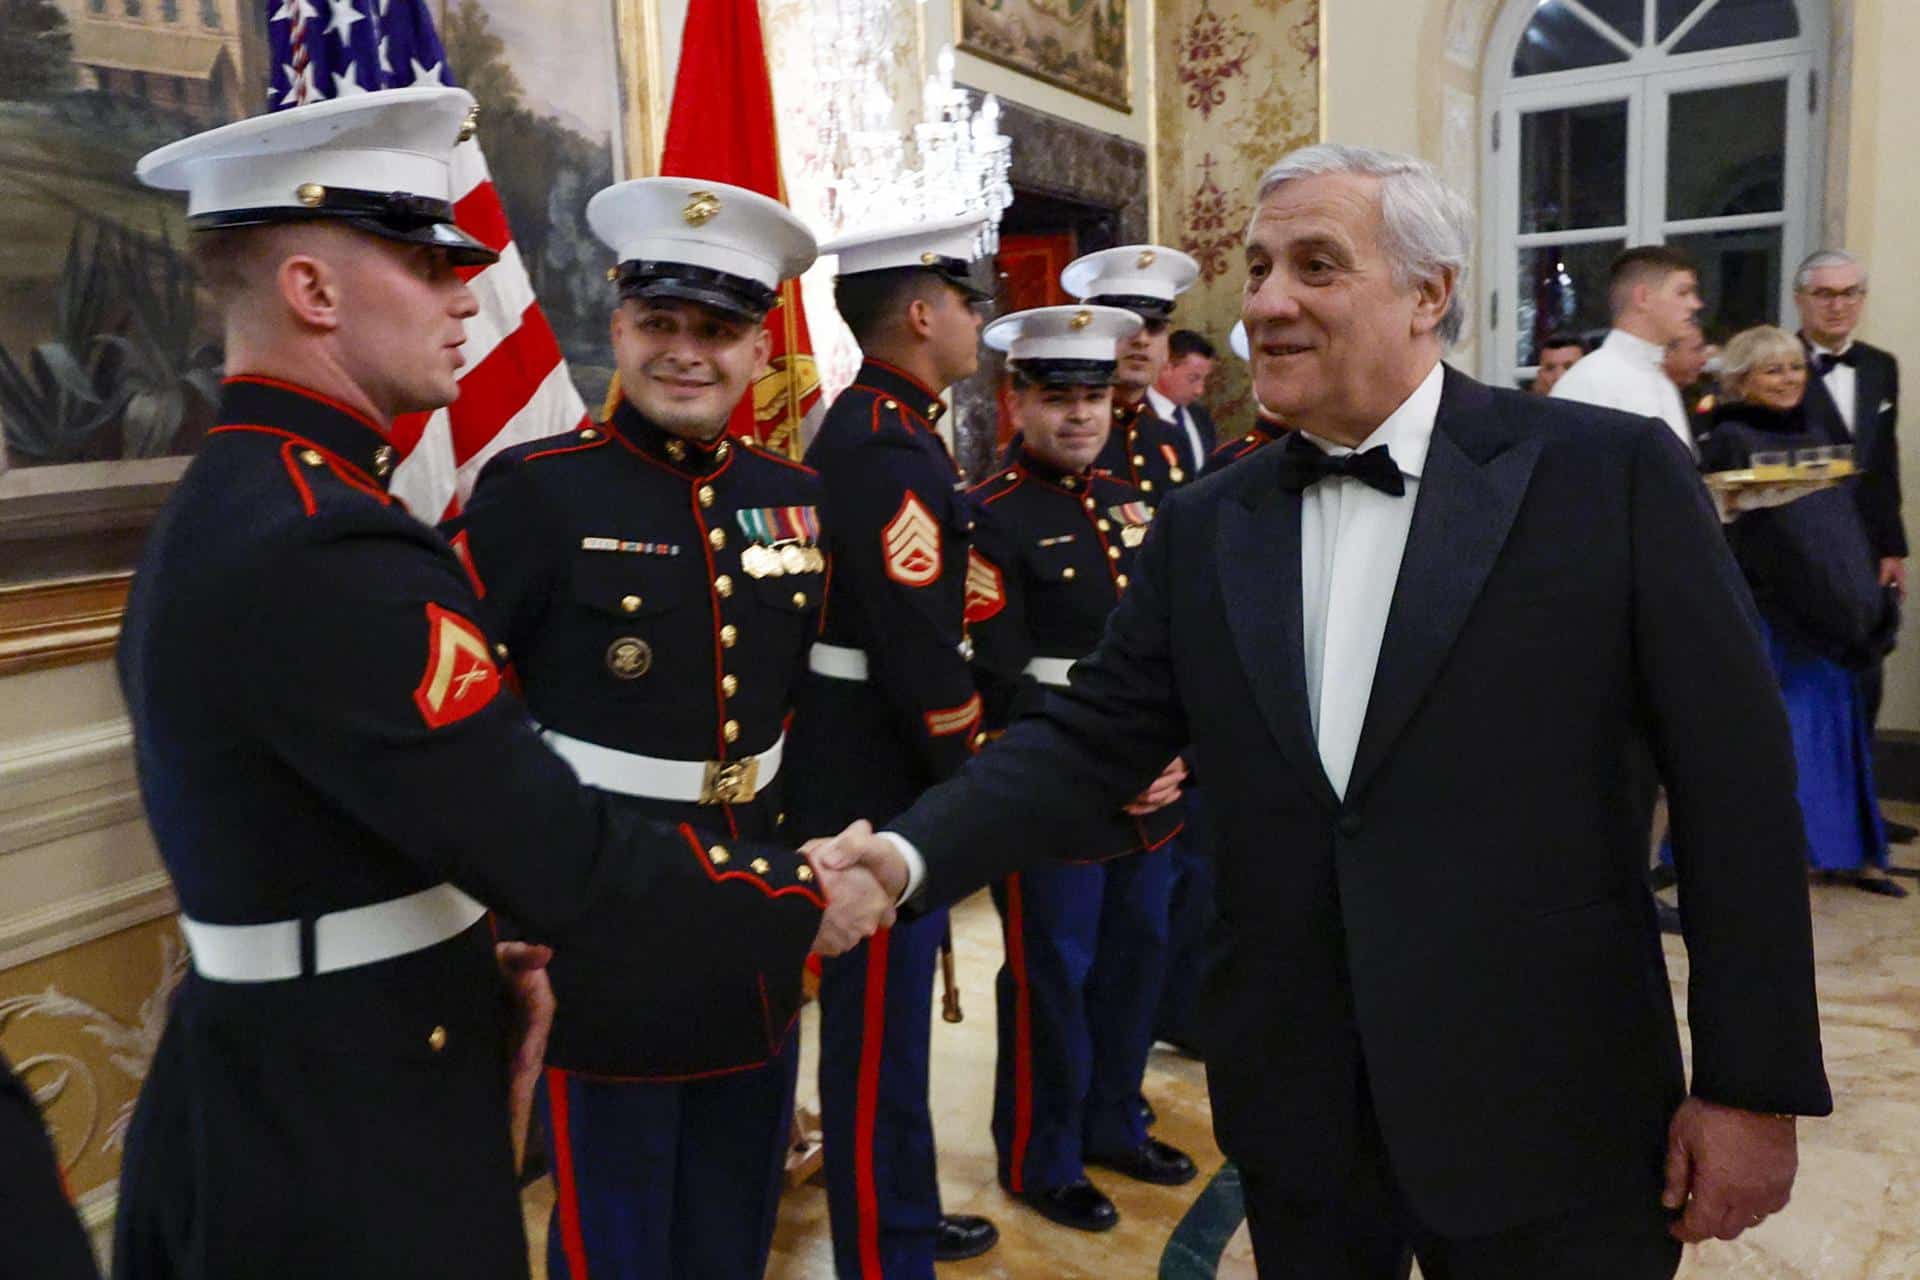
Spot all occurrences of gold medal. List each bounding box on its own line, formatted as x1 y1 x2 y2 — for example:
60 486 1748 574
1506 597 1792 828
804 547 826 573
606 636 652 679
779 543 809 576
1121 524 1147 549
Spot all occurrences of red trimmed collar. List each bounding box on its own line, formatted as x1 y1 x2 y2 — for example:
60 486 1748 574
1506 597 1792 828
217 376 397 488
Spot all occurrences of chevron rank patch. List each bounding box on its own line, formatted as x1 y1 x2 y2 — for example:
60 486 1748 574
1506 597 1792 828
413 603 502 730
924 694 983 738
882 492 942 587
964 548 1006 623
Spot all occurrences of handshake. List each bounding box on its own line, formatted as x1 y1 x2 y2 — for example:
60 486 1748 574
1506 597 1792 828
802 820 913 957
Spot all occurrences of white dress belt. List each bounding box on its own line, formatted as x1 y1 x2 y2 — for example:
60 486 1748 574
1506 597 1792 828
808 643 871 682
1023 656 1077 689
181 883 488 984
540 728 784 803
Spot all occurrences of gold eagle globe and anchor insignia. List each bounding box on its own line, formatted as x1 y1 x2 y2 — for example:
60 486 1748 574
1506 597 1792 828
682 190 723 226
605 636 653 680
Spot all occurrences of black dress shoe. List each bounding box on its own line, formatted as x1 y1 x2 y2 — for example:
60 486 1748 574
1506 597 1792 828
1087 1137 1198 1186
1012 1179 1118 1232
1883 818 1918 844
933 1214 999 1261
1854 872 1910 899
1655 900 1684 935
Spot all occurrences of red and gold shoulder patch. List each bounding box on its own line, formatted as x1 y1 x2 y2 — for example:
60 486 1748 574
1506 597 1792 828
882 492 942 588
413 603 502 729
964 549 1006 624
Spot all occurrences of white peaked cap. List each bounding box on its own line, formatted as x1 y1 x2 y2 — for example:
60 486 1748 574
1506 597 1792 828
983 305 1142 363
588 177 817 297
1060 244 1200 312
821 215 988 275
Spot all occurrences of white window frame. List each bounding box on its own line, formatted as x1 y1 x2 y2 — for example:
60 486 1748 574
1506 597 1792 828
1478 0 1828 388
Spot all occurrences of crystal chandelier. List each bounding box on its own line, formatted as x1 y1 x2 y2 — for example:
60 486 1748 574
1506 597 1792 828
823 44 1014 255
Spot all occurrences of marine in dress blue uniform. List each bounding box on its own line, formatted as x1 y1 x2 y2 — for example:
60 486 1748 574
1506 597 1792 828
446 177 822 1280
111 91 843 1280
966 307 1198 1234
1205 324 1288 474
788 217 1000 1277
1062 246 1201 505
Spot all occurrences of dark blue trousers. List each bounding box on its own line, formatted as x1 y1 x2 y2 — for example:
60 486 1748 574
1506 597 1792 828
990 850 1176 1192
540 1031 797 1280
817 907 949 1280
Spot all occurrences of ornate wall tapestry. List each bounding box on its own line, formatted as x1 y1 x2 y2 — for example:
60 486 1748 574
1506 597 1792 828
959 0 1132 111
1155 0 1319 431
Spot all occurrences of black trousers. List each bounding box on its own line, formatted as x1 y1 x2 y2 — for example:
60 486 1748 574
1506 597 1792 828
1 1054 99 1280
1237 1076 1680 1280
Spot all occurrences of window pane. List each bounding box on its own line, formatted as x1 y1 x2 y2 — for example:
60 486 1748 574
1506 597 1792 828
1669 226 1784 336
1579 0 1647 45
1517 240 1625 367
1667 80 1786 220
1513 1 1631 77
1659 0 1799 50
1520 100 1629 233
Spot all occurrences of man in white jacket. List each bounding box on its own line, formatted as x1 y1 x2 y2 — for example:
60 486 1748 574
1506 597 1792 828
1551 245 1703 455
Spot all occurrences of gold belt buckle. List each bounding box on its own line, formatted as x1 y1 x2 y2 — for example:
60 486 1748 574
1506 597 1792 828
700 756 760 805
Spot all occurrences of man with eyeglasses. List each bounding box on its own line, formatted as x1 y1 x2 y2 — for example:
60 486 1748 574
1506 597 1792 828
1793 249 1908 839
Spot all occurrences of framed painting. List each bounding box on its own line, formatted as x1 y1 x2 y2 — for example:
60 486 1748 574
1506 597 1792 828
0 0 660 676
957 0 1132 112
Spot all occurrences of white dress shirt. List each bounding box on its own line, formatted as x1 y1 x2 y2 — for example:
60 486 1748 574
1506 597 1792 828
1550 329 1694 454
1810 338 1858 435
1299 361 1442 798
883 363 1444 893
1147 386 1208 473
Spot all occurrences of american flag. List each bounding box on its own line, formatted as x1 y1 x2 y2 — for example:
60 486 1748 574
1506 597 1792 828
267 0 589 519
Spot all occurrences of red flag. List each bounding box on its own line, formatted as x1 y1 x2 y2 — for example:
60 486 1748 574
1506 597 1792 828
657 0 822 455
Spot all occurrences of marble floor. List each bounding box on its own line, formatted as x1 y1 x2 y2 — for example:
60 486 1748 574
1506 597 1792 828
523 813 1920 1278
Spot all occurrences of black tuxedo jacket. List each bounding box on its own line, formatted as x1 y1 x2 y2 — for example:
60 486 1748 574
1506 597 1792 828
894 366 1831 1236
1801 334 1904 559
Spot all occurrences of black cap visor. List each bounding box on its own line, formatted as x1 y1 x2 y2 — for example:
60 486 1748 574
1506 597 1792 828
1010 357 1117 387
1088 292 1174 320
618 263 776 322
189 186 499 267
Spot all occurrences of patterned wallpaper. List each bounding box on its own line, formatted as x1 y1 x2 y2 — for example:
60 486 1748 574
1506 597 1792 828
1155 0 1320 432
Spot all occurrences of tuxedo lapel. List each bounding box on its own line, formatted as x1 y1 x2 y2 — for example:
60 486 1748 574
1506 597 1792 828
1344 373 1543 803
1216 454 1338 807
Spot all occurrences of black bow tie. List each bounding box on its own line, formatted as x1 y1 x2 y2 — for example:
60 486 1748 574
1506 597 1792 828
1813 348 1858 377
1276 431 1405 497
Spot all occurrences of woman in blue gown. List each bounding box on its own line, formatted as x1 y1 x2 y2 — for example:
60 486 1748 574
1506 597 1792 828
1699 325 1906 897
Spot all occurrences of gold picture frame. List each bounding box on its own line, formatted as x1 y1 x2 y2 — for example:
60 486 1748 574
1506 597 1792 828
0 0 663 678
957 0 1133 113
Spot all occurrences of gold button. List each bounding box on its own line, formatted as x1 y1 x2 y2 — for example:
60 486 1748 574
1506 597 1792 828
972 731 989 749
708 528 727 551
715 574 734 598
720 624 738 648
621 594 642 613
372 445 395 478
667 439 687 462
1084 497 1096 510
1108 546 1121 560
884 399 899 410
716 441 731 460
1133 455 1146 466
791 591 808 608
1062 567 1077 581
427 1025 448 1052
1116 574 1130 589
1141 480 1155 492
1097 519 1111 532
698 485 716 508
751 857 771 874
796 864 814 882
1004 471 1018 481
724 719 741 743
710 844 731 865
722 673 739 697
296 182 327 206
929 403 941 417
299 448 325 467
494 643 510 660
580 427 601 442
778 811 787 826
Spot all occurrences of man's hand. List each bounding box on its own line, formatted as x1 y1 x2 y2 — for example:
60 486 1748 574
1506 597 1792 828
1125 756 1190 816
1661 1097 1797 1243
804 821 908 956
1879 556 1906 598
496 940 555 1173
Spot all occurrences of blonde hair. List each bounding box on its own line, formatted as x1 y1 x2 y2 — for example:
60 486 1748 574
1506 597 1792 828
1718 325 1804 401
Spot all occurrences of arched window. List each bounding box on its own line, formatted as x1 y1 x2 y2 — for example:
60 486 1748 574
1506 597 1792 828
1480 0 1826 388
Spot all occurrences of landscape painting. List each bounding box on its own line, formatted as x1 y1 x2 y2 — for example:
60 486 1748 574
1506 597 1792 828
958 0 1131 112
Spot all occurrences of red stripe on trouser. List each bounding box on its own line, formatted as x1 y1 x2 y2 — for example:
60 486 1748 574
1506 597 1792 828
545 1066 592 1280
855 927 892 1279
1005 874 1035 1193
